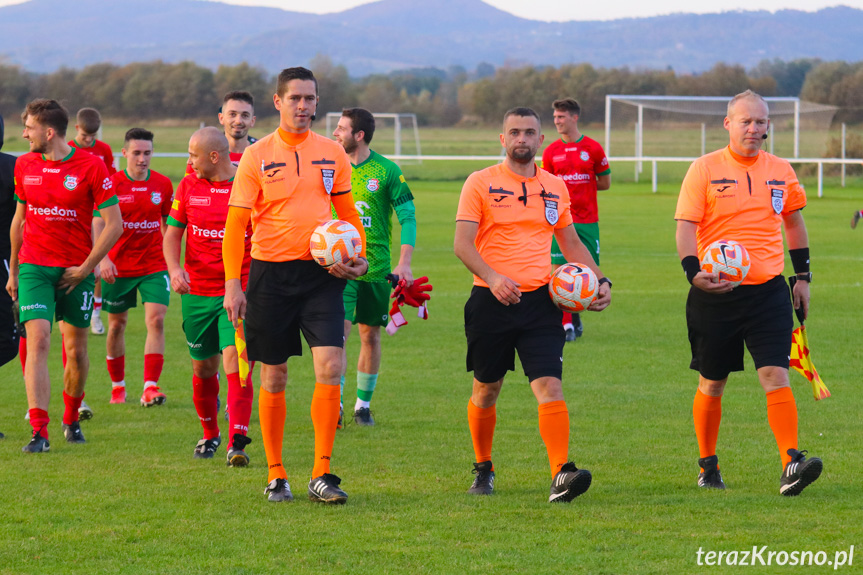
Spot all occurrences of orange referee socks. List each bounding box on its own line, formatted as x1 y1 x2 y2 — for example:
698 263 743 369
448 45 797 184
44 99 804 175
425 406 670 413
467 399 496 467
311 383 341 478
258 387 287 482
693 389 723 463
538 400 570 477
766 386 798 467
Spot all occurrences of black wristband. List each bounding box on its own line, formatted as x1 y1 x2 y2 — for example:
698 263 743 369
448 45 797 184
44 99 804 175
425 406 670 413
789 248 810 274
681 255 701 284
598 277 612 289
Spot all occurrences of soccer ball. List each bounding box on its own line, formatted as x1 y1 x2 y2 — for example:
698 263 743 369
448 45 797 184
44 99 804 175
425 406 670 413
700 239 750 287
310 220 362 268
548 263 598 313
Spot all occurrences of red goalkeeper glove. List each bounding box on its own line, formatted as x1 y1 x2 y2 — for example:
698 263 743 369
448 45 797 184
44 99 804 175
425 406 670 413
401 276 432 319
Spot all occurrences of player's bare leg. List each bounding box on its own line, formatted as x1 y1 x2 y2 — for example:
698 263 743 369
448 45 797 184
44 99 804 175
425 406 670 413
307 346 348 504
140 302 167 406
60 322 90 444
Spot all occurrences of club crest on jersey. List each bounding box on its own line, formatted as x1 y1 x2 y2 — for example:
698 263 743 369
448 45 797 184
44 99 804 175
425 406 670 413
321 169 335 194
771 189 784 214
366 178 379 192
63 175 78 191
151 192 161 205
544 199 559 225
580 151 590 162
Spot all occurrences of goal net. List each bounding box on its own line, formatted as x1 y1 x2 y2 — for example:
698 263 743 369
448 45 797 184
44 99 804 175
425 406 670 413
604 95 837 161
324 112 421 161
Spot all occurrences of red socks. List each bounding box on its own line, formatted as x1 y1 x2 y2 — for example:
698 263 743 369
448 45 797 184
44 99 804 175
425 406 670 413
18 336 26 375
226 372 254 448
29 408 49 439
143 354 163 385
106 356 125 384
62 391 83 425
192 374 220 440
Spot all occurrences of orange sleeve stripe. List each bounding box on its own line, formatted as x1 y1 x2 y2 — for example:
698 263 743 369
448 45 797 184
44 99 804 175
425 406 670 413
223 205 252 281
331 192 366 259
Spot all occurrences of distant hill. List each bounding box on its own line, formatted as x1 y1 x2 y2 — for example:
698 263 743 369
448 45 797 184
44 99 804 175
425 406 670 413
1 0 862 74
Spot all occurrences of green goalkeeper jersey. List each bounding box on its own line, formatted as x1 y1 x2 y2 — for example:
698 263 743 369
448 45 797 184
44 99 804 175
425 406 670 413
346 150 416 282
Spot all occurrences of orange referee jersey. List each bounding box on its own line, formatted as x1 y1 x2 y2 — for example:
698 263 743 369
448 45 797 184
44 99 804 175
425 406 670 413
230 130 353 262
675 146 806 285
456 162 573 291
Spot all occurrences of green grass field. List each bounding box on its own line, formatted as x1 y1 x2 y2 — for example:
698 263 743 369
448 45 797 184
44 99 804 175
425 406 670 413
0 166 861 573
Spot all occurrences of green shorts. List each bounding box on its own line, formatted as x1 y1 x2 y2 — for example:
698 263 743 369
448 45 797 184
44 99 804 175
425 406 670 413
102 271 171 314
181 293 235 360
343 279 390 327
18 263 96 328
551 222 600 266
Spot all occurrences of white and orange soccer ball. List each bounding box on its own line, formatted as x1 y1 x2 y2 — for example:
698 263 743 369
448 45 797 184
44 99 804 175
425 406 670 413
548 263 598 313
309 219 363 268
700 239 751 287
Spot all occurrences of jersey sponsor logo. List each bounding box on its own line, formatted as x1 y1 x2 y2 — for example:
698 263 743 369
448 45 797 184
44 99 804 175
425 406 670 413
488 186 514 205
771 189 785 214
210 187 229 194
544 199 559 225
360 216 372 228
63 175 79 190
23 175 42 185
600 157 609 167
132 187 148 192
553 154 567 163
151 192 162 205
172 199 180 210
261 161 286 178
564 147 578 153
124 220 161 231
102 177 113 191
28 204 77 218
20 302 48 311
561 173 591 183
189 196 211 207
366 178 379 192
321 169 335 194
191 224 225 239
118 194 135 203
355 201 369 216
580 151 590 162
42 168 61 173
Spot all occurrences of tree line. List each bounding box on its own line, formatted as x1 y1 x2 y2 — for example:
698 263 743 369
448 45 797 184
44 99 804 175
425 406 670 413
2 55 863 126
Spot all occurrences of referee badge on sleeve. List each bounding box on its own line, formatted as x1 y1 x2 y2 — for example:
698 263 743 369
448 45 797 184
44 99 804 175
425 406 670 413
321 169 335 194
544 199 559 225
771 189 785 214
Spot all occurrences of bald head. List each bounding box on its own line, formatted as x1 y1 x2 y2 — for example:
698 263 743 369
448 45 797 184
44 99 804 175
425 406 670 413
188 126 232 180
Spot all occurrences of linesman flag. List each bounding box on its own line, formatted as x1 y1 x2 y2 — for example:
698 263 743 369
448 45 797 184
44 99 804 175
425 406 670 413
235 318 250 388
788 277 830 401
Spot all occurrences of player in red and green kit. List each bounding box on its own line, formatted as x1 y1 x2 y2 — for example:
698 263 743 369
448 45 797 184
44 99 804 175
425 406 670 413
542 98 611 342
163 127 254 466
93 128 173 407
7 99 122 452
333 108 416 426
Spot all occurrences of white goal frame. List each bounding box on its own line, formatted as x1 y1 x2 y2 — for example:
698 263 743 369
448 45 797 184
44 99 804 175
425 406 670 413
324 112 421 158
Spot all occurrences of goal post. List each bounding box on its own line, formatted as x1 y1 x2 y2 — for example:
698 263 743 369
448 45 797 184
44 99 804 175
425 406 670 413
324 112 421 160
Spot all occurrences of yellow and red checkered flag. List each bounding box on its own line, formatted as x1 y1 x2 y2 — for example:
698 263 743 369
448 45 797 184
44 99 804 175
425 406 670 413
235 318 250 388
790 325 830 400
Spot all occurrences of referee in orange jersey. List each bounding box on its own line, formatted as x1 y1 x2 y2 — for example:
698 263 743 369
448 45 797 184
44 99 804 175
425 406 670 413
675 90 822 496
222 67 367 504
454 107 612 502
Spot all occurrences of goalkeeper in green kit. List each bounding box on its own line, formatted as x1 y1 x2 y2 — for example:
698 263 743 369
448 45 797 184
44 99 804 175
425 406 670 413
332 108 420 427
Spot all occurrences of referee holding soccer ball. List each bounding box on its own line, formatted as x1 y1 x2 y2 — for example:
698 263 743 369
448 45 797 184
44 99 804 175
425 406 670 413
675 90 822 496
454 107 611 503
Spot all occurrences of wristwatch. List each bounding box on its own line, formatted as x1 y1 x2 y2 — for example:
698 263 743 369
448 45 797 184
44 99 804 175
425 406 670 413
598 277 613 289
795 272 812 283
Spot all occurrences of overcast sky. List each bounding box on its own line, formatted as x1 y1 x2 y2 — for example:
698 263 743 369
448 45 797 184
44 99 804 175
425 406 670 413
0 0 861 20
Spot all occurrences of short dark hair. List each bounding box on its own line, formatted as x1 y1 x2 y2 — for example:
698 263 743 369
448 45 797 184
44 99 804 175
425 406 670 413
552 98 581 116
223 90 254 107
276 67 317 98
124 127 154 144
341 108 375 144
503 107 540 124
22 99 69 137
76 107 102 133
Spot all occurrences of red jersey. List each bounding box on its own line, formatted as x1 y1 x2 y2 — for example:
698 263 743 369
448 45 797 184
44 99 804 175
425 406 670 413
541 135 610 224
69 139 117 175
167 174 251 297
103 169 173 277
14 148 116 267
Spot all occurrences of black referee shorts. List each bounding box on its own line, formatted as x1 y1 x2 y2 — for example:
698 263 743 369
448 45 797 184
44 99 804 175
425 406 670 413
686 275 793 381
464 285 564 384
245 259 346 365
